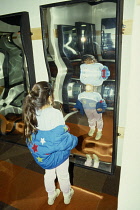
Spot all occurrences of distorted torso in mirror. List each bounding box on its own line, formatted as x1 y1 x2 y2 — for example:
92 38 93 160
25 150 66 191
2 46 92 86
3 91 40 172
40 0 118 173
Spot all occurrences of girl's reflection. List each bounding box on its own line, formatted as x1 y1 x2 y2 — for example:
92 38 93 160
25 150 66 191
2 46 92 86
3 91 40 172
80 54 110 87
72 54 109 140
73 85 107 140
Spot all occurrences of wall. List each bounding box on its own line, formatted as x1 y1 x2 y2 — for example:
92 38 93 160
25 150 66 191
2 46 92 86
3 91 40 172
117 0 135 166
0 0 68 82
118 0 140 209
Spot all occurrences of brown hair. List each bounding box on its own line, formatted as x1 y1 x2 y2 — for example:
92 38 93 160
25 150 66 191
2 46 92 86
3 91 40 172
22 81 53 138
81 54 97 63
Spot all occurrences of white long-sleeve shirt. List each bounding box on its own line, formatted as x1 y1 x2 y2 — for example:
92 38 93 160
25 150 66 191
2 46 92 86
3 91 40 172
78 91 102 110
36 106 65 130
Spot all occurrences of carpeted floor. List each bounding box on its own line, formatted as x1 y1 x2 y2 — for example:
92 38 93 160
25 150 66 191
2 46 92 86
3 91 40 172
0 138 120 198
0 160 118 210
0 110 120 209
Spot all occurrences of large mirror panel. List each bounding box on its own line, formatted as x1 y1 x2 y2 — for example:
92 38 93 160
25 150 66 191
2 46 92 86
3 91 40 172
0 12 35 143
40 0 122 174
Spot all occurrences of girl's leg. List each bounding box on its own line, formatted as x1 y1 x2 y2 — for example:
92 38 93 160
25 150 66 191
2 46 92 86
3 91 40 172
84 109 103 130
87 109 103 130
56 158 74 204
96 112 103 131
84 109 96 129
84 154 92 166
93 111 103 140
84 109 103 137
56 158 71 195
44 168 56 196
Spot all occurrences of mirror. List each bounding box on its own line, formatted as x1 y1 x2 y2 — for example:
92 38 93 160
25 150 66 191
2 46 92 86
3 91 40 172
40 0 122 174
0 12 35 142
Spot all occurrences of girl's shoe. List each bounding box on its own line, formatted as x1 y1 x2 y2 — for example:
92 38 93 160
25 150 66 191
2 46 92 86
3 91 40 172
95 131 102 140
64 188 74 204
88 128 95 136
84 154 92 166
48 189 60 205
93 154 100 168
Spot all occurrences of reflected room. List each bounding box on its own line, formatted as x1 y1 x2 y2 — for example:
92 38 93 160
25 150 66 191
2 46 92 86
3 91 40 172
40 0 120 174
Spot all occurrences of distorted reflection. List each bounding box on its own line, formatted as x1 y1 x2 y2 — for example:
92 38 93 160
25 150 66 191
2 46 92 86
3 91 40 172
101 18 116 59
57 25 80 60
0 34 25 116
41 0 117 173
0 13 34 139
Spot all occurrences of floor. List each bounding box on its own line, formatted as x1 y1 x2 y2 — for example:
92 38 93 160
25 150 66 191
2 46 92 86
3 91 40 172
0 109 119 209
0 135 120 210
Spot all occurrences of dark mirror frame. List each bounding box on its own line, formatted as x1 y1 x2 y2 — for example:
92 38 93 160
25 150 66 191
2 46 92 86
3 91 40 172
40 0 123 174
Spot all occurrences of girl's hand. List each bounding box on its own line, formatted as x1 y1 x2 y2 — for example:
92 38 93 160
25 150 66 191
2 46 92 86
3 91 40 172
71 108 77 111
97 108 103 112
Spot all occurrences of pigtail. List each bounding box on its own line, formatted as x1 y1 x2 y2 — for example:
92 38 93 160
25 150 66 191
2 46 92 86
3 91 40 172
23 93 38 138
22 81 53 140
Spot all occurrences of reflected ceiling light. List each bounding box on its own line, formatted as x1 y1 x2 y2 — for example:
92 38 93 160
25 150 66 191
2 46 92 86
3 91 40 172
81 36 86 42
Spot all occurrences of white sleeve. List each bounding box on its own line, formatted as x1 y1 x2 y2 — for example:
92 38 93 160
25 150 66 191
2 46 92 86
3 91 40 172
36 108 65 130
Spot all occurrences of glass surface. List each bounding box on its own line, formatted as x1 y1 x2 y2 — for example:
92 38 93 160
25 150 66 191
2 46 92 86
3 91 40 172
101 18 116 59
0 13 35 140
40 0 120 174
0 32 26 116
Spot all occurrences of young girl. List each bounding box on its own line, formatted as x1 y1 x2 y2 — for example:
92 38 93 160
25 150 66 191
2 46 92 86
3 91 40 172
22 81 78 205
